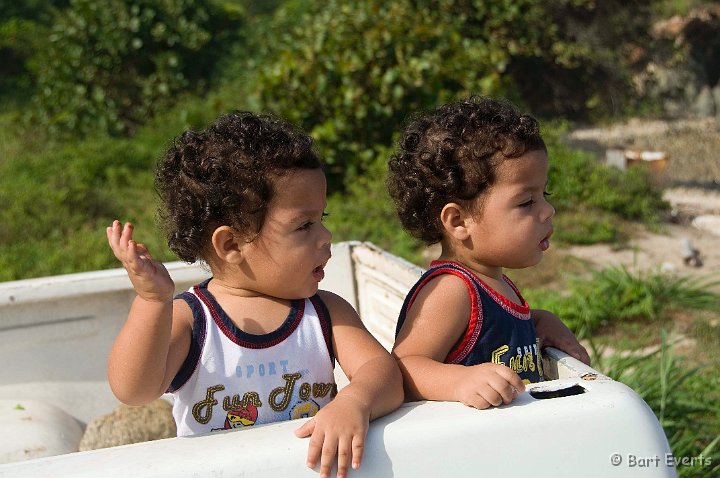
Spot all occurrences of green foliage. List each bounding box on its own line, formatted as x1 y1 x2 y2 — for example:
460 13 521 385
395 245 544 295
524 266 720 338
250 0 662 188
0 83 255 281
0 0 66 105
598 334 720 478
326 147 424 264
543 128 669 244
254 0 563 185
508 0 657 119
0 134 161 281
29 0 244 137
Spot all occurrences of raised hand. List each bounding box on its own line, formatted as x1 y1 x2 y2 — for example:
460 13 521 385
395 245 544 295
455 362 526 409
106 220 174 302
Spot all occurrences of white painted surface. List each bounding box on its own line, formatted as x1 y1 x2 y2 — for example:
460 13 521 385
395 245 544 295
0 399 83 464
0 242 676 476
0 378 675 477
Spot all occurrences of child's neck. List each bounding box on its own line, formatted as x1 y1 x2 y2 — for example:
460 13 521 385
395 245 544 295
436 250 524 305
206 275 295 335
437 249 503 283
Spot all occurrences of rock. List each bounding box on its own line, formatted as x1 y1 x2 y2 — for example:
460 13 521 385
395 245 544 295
680 238 703 267
78 399 176 451
0 399 84 464
693 85 716 117
692 215 720 237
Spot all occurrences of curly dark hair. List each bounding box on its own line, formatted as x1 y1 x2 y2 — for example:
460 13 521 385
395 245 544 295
387 96 546 245
155 110 322 263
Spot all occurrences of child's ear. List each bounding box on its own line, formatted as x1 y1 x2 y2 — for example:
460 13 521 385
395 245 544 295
440 202 471 241
211 226 245 264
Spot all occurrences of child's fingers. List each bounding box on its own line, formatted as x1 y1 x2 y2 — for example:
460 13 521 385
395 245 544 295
125 240 145 273
478 385 505 407
495 366 525 394
462 392 492 410
319 437 338 478
294 418 315 439
570 344 591 365
106 220 121 249
120 222 134 247
351 433 365 471
134 243 152 260
335 436 352 478
300 421 325 470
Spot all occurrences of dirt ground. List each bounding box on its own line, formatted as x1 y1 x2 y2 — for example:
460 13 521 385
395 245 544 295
564 191 720 291
563 118 720 292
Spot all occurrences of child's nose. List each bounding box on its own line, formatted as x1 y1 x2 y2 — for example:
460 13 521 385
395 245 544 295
543 200 555 221
320 223 332 247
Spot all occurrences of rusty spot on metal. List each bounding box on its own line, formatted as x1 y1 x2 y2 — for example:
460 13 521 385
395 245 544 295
581 373 598 381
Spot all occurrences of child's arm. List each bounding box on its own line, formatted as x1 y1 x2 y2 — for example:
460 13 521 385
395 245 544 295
106 220 193 405
531 309 591 365
392 274 526 407
295 290 403 478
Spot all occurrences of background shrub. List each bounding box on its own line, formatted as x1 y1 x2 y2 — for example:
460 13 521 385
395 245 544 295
29 0 244 137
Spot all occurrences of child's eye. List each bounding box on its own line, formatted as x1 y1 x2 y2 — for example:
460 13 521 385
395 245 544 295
298 222 313 231
519 199 535 208
543 191 552 197
321 212 329 221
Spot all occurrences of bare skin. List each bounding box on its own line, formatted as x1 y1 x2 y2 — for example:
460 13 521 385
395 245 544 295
394 150 589 408
107 169 403 478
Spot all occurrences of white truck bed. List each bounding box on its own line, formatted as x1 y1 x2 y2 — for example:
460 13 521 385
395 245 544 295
0 242 675 477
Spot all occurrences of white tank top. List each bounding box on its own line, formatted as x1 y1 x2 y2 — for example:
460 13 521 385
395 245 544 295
169 280 336 436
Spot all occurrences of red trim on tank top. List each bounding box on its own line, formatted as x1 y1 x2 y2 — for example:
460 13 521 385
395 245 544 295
430 261 530 318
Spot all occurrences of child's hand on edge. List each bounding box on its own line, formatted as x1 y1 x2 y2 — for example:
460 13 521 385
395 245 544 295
295 394 370 478
455 363 525 409
532 309 591 365
106 220 174 303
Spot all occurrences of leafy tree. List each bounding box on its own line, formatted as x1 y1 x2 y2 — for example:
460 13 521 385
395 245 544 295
255 0 535 185
30 0 244 137
253 0 658 188
507 0 656 118
0 0 68 105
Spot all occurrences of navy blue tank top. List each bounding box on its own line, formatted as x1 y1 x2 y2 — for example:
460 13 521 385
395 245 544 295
395 261 543 383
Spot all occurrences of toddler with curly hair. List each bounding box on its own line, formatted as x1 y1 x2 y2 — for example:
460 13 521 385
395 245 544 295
388 96 589 409
107 111 403 478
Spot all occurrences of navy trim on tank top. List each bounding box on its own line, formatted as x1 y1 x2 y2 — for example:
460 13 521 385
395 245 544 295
310 294 335 367
167 291 207 393
193 279 305 349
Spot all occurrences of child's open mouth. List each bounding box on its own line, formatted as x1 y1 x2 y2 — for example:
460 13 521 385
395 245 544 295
312 265 325 281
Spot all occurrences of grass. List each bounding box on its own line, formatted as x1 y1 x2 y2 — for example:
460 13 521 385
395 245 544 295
595 332 720 478
522 264 720 339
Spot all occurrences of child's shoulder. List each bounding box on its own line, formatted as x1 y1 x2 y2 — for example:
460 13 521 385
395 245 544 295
316 289 355 313
411 271 471 311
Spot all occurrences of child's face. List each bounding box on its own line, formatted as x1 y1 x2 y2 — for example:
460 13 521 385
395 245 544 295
241 168 332 299
465 149 554 270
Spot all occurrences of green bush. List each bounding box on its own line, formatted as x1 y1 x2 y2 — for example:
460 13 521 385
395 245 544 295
255 0 626 187
0 1 66 106
325 146 424 264
543 128 669 244
30 0 244 137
